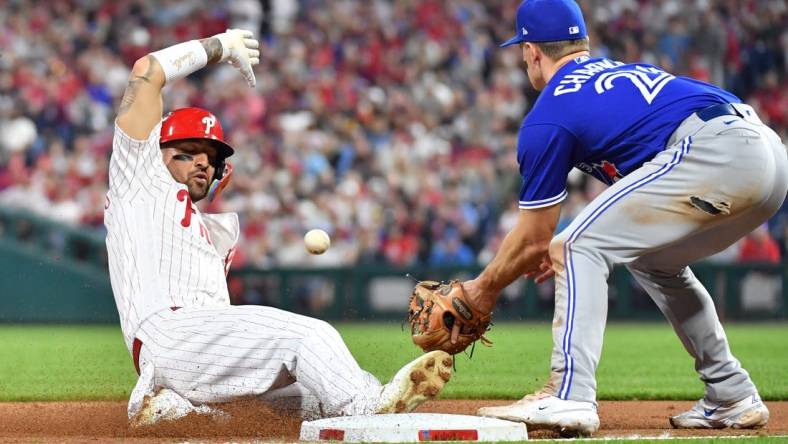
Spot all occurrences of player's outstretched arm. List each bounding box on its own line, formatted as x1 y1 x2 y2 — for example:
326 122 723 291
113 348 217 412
116 55 166 140
116 30 259 140
464 204 561 313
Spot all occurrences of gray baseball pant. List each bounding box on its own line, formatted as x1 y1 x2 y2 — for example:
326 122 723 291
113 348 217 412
544 106 787 404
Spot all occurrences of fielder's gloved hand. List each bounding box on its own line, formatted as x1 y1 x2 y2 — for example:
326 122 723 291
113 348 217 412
407 280 493 355
213 29 260 87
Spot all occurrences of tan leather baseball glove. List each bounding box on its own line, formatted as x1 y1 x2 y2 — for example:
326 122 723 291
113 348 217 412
407 280 492 355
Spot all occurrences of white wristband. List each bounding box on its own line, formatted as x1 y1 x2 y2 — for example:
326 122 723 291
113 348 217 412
150 40 208 84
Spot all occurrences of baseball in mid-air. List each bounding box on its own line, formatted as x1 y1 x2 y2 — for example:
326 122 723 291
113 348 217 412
304 229 331 255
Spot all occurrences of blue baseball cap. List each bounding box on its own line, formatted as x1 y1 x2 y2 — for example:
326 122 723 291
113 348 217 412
500 0 588 47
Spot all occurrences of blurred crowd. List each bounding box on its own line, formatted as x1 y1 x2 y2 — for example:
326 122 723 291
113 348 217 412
0 0 786 270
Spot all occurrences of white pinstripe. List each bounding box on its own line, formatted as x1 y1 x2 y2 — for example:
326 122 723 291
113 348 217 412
106 123 234 348
135 306 380 416
106 123 380 418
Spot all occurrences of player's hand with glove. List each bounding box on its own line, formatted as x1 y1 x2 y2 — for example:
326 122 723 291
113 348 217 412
213 29 260 87
407 280 493 355
124 30 260 139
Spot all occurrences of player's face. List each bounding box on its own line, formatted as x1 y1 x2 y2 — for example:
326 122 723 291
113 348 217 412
521 43 547 91
161 140 219 201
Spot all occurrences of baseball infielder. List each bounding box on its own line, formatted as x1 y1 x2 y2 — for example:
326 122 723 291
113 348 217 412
105 29 452 426
461 0 786 436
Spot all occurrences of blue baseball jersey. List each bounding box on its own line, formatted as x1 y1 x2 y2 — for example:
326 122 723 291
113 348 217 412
517 56 740 209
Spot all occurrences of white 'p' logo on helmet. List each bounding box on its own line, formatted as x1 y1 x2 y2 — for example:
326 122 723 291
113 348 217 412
201 115 216 134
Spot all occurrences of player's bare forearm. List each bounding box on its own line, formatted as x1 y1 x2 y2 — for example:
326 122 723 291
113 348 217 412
471 226 548 308
467 204 561 313
116 55 165 140
116 38 223 140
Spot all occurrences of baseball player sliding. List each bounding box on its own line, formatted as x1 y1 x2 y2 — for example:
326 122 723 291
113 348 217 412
405 0 786 437
105 29 453 426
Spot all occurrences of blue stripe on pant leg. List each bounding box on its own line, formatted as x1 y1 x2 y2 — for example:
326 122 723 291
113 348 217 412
560 241 577 400
557 137 692 400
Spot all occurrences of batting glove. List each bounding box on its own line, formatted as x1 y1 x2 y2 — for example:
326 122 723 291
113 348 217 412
214 29 260 88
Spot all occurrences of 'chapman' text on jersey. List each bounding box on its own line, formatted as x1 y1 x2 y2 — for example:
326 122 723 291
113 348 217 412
516 56 740 209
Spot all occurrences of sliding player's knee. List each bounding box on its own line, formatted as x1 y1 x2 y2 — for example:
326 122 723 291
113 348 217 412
307 319 343 344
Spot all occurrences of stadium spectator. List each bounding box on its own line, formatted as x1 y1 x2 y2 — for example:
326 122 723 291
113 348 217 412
738 224 782 264
0 0 785 269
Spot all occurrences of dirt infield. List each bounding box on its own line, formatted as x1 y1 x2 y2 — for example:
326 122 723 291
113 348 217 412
0 400 785 441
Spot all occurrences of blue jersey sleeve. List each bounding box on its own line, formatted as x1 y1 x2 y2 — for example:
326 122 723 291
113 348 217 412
517 124 576 209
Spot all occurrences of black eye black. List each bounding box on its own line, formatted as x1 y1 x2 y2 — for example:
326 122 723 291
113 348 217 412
173 154 193 161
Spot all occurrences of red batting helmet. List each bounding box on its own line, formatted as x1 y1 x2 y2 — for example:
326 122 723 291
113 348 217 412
160 107 235 202
160 107 234 159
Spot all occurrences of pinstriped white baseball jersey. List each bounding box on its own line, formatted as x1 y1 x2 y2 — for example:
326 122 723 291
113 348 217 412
105 122 239 350
107 121 384 419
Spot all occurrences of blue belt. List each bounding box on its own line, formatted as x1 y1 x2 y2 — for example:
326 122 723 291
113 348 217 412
696 103 742 122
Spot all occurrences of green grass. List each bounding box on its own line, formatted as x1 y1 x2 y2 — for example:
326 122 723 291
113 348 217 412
0 323 785 401
0 325 137 401
347 322 788 400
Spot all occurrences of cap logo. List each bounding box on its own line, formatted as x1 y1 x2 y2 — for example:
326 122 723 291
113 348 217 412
569 26 580 35
521 27 529 36
201 115 216 134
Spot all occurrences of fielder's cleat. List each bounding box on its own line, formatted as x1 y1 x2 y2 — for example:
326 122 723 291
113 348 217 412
670 394 769 429
130 388 222 427
477 392 599 437
376 351 453 414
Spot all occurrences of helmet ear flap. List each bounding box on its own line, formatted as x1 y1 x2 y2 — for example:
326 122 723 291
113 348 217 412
213 159 227 182
208 162 233 202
